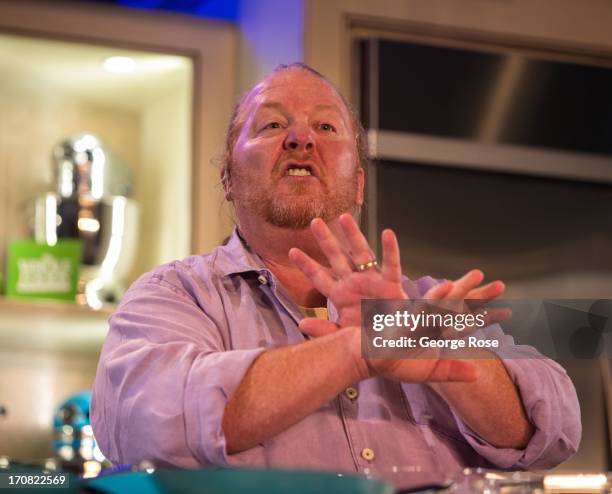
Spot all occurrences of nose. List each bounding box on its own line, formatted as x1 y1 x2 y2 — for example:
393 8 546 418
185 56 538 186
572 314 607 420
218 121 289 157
283 124 314 152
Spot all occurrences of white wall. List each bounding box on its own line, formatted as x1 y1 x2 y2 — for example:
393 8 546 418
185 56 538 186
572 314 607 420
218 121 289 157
138 81 192 275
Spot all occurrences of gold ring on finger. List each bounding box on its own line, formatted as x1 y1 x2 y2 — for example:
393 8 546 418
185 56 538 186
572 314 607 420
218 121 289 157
356 259 378 272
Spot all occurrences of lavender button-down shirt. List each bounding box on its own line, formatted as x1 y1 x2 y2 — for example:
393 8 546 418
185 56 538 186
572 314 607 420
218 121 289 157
91 228 580 483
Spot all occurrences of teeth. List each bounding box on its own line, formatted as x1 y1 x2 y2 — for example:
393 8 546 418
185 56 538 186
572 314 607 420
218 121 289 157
287 168 311 176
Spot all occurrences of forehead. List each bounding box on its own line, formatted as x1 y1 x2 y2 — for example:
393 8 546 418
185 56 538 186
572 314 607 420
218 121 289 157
241 70 350 120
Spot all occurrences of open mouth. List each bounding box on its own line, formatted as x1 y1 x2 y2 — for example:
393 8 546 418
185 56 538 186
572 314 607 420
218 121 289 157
284 163 315 177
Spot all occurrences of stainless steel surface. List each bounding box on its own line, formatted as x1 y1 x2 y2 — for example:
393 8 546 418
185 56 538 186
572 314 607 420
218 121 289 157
33 134 139 308
458 468 544 494
52 134 133 200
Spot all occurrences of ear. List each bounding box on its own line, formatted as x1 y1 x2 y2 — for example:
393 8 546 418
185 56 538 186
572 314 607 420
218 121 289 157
355 166 365 206
221 166 232 201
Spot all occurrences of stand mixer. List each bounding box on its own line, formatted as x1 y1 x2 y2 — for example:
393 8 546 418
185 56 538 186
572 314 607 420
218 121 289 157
33 133 139 308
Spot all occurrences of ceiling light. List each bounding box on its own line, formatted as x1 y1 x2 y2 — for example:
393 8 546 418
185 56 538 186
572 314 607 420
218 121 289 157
103 56 136 73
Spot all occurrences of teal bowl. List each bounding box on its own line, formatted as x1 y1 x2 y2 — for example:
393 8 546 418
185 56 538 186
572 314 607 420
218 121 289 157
87 467 394 494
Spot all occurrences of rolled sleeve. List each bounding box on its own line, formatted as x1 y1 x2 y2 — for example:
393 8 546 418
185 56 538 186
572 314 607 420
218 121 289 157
408 276 582 469
450 338 581 469
183 348 265 464
91 273 266 467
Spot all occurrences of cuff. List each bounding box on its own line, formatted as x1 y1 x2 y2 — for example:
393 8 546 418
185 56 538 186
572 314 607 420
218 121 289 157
452 351 581 469
183 347 267 465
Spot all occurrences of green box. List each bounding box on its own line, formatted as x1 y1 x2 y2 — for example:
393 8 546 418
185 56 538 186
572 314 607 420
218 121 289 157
5 240 82 302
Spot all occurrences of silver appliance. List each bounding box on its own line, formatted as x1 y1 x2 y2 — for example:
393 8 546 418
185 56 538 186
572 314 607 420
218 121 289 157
34 133 139 308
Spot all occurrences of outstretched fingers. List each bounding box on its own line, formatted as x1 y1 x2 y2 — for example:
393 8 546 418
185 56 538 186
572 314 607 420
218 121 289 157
446 269 484 300
299 318 340 338
381 229 402 283
338 214 376 266
466 280 505 301
423 280 454 300
288 248 335 297
310 218 354 277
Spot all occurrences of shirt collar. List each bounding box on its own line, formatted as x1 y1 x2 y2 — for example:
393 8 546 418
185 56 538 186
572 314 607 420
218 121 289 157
214 227 314 323
212 227 423 324
213 227 271 278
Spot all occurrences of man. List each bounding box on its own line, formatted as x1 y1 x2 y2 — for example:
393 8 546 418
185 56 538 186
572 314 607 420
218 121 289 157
91 63 580 484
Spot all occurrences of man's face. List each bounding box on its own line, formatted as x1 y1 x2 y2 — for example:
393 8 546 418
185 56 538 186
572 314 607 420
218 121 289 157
229 69 364 229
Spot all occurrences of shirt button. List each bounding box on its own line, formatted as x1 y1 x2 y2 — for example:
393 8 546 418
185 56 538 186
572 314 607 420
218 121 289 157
361 447 375 461
344 387 358 400
257 274 268 285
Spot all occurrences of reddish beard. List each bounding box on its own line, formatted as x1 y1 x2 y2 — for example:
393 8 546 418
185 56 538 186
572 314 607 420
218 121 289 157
232 168 361 229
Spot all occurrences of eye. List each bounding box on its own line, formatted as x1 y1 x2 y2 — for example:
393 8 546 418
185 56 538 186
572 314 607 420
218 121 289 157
263 121 281 130
319 123 336 132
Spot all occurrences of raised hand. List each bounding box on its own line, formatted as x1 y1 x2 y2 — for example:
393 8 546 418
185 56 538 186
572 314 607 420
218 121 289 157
289 214 408 329
289 214 506 332
288 214 507 383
